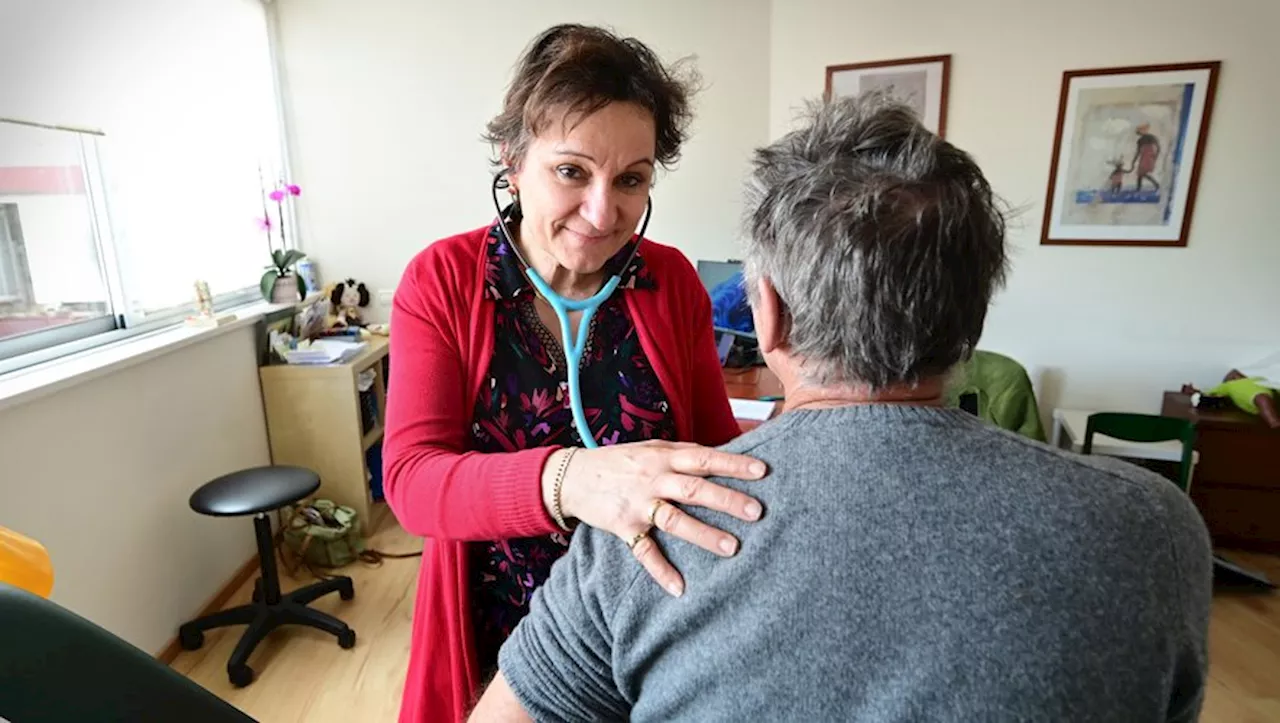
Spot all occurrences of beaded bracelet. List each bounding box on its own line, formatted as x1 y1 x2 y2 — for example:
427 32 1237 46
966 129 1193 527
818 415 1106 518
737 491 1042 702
551 447 579 532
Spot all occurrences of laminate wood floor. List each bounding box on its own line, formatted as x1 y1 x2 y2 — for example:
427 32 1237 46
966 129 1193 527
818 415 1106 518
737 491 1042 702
169 504 418 723
171 505 1280 722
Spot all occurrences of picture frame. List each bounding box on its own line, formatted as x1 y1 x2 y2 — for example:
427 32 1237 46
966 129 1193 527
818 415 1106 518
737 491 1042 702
825 55 951 137
1041 61 1221 247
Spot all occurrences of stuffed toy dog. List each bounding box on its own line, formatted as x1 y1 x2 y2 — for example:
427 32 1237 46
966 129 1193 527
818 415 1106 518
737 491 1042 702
328 278 370 328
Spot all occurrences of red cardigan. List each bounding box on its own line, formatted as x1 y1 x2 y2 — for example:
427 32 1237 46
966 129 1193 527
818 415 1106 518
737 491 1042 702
383 223 741 723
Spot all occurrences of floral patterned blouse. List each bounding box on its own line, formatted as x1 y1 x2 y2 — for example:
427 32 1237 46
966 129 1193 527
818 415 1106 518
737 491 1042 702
467 220 678 674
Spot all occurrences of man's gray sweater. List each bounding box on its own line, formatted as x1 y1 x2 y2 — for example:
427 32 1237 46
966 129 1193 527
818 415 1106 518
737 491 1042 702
499 405 1213 722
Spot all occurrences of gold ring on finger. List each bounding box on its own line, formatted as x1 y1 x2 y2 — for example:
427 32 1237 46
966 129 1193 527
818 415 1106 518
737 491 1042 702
647 499 667 527
627 530 650 550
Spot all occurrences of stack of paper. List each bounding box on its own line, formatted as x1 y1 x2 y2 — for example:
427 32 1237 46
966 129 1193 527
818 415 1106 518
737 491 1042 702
284 339 367 365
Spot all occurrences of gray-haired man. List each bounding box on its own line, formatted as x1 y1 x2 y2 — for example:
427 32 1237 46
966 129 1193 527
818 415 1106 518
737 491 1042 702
470 94 1213 722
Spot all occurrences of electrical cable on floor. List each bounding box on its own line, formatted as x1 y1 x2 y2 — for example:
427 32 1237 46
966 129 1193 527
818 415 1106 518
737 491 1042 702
270 521 421 583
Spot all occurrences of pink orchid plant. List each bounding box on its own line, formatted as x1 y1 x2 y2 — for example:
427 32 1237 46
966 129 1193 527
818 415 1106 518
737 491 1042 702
258 181 306 301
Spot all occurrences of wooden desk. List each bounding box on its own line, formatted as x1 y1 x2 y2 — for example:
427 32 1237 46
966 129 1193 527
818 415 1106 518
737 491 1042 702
1162 392 1280 553
722 366 782 431
259 336 389 533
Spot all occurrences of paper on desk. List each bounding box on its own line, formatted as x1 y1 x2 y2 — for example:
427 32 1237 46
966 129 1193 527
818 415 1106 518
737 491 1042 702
284 338 366 365
730 398 776 421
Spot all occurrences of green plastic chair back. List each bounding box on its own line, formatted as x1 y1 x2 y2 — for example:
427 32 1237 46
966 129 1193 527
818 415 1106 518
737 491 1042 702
0 582 255 723
946 350 1047 442
1082 412 1197 492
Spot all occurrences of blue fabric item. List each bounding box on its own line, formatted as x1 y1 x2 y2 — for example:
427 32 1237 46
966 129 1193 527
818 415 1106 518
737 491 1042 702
709 272 753 333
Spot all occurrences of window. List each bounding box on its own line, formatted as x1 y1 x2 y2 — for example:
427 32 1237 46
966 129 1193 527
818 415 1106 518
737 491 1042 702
0 0 289 374
0 121 119 364
102 9 287 321
0 205 36 303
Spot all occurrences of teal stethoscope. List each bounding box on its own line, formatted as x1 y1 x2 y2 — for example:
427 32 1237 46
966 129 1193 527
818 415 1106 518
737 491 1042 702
491 171 652 449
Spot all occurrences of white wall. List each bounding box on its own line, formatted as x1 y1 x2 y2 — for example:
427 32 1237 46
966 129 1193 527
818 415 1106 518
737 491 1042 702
272 0 771 320
281 0 1278 416
0 327 270 654
771 0 1280 415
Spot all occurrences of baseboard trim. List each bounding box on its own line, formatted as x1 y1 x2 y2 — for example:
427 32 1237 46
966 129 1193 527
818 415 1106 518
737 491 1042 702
156 554 260 664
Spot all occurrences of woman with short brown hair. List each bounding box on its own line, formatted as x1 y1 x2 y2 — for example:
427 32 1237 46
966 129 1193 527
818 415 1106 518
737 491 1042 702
383 24 765 722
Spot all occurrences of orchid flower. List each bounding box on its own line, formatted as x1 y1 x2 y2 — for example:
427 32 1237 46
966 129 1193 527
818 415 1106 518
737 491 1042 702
258 181 305 300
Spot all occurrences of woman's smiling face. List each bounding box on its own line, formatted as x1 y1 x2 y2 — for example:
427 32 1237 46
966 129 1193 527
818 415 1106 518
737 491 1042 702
508 101 656 276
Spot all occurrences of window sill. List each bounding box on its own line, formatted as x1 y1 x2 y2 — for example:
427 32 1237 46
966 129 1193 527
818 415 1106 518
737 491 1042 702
0 301 292 414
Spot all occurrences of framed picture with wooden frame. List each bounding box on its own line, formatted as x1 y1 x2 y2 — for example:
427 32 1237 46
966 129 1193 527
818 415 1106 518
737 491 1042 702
1041 60 1221 247
825 55 951 137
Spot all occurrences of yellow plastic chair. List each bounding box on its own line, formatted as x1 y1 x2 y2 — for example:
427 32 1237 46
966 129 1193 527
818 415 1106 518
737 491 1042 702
0 525 53 598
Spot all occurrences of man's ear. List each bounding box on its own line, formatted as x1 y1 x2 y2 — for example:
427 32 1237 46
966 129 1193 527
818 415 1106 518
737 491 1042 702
751 275 785 355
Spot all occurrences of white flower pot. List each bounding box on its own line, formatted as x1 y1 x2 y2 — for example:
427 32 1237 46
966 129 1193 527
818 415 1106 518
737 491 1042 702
271 275 299 303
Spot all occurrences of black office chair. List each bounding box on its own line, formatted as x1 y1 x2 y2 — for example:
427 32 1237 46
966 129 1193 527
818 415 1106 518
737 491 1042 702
0 582 255 723
178 466 356 687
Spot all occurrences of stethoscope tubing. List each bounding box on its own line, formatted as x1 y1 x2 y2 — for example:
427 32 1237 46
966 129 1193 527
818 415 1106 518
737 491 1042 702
490 171 651 448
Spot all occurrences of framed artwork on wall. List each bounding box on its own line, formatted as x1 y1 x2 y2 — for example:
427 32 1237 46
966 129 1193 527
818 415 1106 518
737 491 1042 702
1041 61 1221 247
825 55 951 137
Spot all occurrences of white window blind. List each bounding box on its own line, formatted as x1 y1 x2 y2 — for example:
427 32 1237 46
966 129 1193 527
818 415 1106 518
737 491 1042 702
99 1 287 320
0 0 289 368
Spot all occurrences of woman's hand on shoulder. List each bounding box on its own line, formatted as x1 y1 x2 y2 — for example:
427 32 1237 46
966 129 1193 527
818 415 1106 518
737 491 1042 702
542 440 767 597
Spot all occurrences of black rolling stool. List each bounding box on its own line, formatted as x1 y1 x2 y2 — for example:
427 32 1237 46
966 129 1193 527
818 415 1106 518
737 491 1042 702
178 466 356 687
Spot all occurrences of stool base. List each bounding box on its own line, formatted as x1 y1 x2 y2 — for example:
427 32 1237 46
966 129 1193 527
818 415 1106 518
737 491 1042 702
177 512 355 687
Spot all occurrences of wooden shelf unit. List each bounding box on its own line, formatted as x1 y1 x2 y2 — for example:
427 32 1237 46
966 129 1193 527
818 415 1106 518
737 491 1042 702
1162 391 1280 552
259 336 389 533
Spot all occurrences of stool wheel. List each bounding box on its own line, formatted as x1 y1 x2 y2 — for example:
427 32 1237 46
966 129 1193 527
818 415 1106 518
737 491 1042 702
252 578 264 603
229 663 255 688
338 628 356 649
178 625 204 651
339 579 355 601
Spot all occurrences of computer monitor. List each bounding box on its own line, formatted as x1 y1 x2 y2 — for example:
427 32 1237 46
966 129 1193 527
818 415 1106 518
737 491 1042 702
695 259 743 295
698 259 760 367
716 332 734 365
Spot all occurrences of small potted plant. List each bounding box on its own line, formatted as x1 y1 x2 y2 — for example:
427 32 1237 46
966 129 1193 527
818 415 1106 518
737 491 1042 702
261 248 308 303
259 182 307 302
